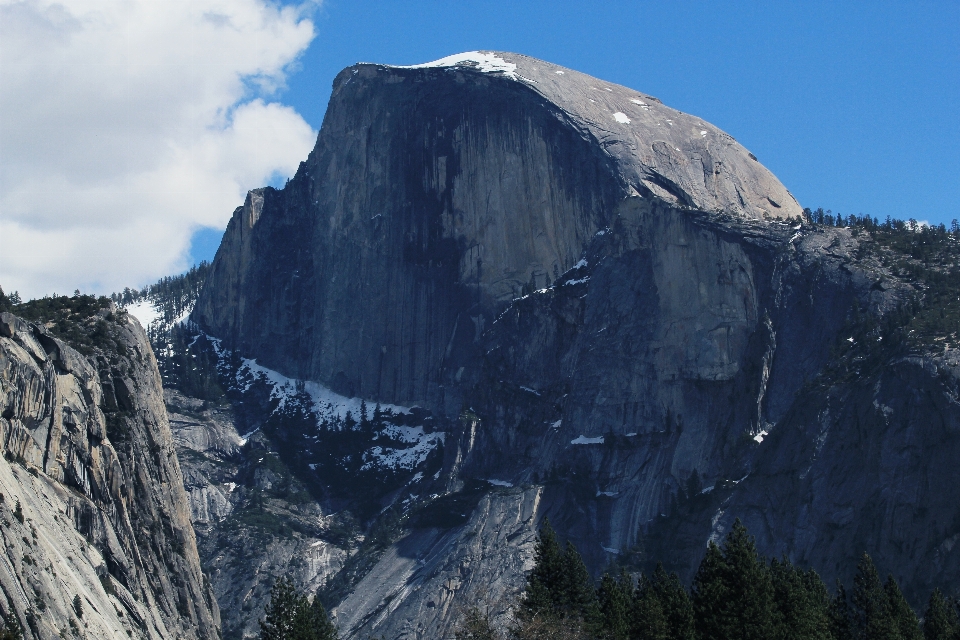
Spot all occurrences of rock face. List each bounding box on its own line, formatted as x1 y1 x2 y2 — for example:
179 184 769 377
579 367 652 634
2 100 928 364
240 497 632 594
190 51 960 637
193 51 800 410
165 388 350 640
0 308 220 639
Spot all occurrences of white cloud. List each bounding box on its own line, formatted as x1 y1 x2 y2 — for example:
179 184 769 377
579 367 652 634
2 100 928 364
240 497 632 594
0 0 318 298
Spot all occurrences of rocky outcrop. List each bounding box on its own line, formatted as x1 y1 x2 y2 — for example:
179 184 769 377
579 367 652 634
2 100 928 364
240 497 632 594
164 388 351 640
0 308 220 639
193 51 800 411
189 51 959 635
333 486 542 640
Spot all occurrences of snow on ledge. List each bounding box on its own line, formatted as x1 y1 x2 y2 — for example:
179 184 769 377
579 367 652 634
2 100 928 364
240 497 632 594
571 435 604 445
395 51 517 79
487 479 513 487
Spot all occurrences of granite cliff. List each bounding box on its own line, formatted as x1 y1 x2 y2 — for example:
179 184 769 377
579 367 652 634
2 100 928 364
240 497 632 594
180 52 959 638
0 302 220 639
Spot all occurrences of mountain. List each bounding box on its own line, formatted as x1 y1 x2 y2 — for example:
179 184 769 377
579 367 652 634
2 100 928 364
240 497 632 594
183 51 960 638
0 298 220 639
5 50 955 640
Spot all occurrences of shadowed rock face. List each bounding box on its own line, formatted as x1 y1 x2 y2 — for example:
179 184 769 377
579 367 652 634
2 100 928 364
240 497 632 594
193 51 800 410
0 309 220 639
189 52 959 638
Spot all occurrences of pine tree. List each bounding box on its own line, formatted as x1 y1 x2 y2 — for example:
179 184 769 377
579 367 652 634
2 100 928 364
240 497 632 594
720 520 774 640
522 519 565 617
633 574 669 640
261 579 338 640
261 577 304 640
922 589 958 640
852 554 897 640
649 563 694 640
885 576 922 640
691 520 773 640
597 571 633 640
829 581 854 640
298 594 338 640
692 541 728 640
559 541 600 625
768 558 831 640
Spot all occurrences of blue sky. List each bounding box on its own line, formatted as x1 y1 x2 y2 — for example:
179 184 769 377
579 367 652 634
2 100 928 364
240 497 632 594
2 1 956 295
187 0 959 264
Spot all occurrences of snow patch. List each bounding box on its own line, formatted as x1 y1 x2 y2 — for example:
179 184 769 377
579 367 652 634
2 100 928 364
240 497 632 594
613 112 631 124
602 546 620 554
487 479 513 487
753 430 768 444
125 300 161 328
625 432 637 437
630 98 646 105
564 277 590 286
596 490 618 497
204 334 445 472
361 426 445 471
555 70 565 75
571 435 604 445
520 386 541 396
700 130 708 136
550 419 562 430
572 258 588 269
398 51 517 79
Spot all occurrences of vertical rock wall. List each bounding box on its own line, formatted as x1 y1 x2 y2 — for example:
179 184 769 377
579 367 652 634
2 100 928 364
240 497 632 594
0 309 220 639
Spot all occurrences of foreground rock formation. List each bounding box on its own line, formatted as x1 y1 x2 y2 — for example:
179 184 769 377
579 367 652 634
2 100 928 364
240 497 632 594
182 52 959 638
0 306 220 639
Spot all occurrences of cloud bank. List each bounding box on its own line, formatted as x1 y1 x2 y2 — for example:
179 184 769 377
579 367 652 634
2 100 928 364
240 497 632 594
0 0 318 298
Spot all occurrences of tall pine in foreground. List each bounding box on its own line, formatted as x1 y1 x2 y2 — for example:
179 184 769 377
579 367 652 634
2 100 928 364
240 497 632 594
692 519 773 640
768 557 832 640
852 553 897 640
885 575 922 640
921 589 959 640
645 563 695 640
596 571 633 640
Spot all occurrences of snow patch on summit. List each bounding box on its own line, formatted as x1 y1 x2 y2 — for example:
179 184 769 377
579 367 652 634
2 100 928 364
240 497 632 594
398 51 517 79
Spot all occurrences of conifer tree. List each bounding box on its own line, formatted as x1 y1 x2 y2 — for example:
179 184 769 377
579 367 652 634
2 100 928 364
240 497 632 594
852 554 897 640
649 563 695 640
597 571 633 640
261 577 302 640
633 574 669 640
261 578 339 640
302 594 339 640
559 541 600 625
829 581 854 640
885 576 922 640
522 519 565 617
922 589 959 640
691 520 773 640
768 558 831 640
692 540 728 640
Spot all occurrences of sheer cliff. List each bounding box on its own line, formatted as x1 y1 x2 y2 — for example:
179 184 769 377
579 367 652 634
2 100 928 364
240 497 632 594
0 303 220 639
186 52 959 638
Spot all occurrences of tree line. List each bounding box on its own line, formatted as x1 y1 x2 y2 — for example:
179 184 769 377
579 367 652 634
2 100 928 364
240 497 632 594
456 519 959 640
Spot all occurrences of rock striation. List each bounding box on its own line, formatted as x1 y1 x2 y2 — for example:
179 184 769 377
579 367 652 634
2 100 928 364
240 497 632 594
0 308 220 639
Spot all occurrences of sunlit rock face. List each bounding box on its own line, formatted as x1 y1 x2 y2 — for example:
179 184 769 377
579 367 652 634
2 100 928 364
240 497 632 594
191 52 958 638
0 309 220 640
193 51 799 411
